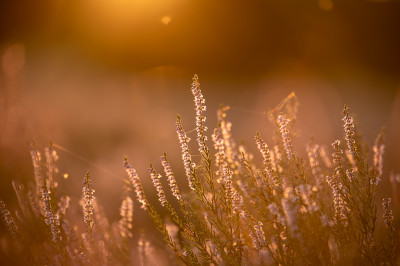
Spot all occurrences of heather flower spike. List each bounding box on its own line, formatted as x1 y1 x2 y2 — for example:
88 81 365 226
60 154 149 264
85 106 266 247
123 157 148 210
329 140 347 225
217 105 237 166
176 115 196 190
161 152 182 202
30 142 44 199
373 128 385 179
277 114 294 161
148 164 167 207
255 132 280 188
254 222 267 248
342 105 357 160
82 172 95 234
191 74 208 155
306 143 322 182
44 143 59 191
119 195 134 238
41 185 62 242
212 126 228 183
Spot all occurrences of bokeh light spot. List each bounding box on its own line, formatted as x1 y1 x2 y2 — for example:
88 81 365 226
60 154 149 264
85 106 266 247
161 16 172 25
2 43 25 77
319 0 333 11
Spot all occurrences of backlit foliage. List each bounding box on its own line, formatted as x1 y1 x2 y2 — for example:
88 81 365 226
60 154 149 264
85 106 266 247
0 75 399 265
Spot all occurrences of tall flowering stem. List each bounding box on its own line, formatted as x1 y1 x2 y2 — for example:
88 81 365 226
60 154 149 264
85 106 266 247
277 114 294 161
123 157 148 210
190 75 217 209
212 126 227 183
329 140 347 225
148 164 167 207
231 191 247 219
30 143 44 200
342 105 357 161
176 115 197 191
326 175 346 225
252 221 267 251
372 129 385 180
306 143 322 185
119 194 134 238
82 172 95 235
332 140 344 178
161 153 182 203
191 74 208 155
44 143 59 191
41 185 62 242
255 132 281 189
222 167 234 204
217 105 237 166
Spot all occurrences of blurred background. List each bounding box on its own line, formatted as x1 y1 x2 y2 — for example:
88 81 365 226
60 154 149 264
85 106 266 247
1 0 400 229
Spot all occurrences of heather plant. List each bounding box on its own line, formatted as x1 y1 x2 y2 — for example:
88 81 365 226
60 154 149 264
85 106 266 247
0 75 399 265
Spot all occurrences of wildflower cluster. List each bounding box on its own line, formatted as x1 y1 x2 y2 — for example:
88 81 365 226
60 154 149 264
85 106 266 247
116 77 398 265
0 75 399 265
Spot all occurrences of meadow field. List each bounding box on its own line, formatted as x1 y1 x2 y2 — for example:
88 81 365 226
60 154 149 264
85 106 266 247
1 75 399 265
